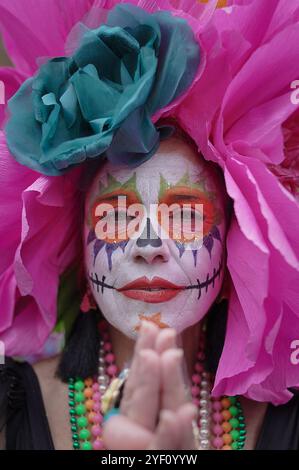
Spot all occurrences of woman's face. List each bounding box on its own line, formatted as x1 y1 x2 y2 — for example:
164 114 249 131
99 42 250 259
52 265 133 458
84 137 227 339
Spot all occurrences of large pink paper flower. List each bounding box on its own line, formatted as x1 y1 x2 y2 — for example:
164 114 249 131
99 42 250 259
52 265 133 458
0 130 83 355
0 0 299 404
174 0 299 404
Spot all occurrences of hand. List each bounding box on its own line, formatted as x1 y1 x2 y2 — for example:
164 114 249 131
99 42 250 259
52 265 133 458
102 322 198 450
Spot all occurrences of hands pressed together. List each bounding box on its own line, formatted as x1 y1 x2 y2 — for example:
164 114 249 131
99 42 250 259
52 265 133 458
102 322 198 450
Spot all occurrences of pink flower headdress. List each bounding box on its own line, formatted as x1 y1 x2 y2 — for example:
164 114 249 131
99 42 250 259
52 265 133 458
0 0 299 405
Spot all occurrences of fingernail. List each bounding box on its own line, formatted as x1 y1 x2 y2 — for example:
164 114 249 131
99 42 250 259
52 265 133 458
140 320 150 334
160 409 173 422
173 349 184 360
138 349 156 369
189 404 198 419
138 349 153 362
138 349 148 359
137 321 146 339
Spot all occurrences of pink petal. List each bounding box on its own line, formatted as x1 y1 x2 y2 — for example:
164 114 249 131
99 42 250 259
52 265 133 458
226 93 297 165
0 67 26 128
0 131 82 355
0 131 36 273
0 0 95 74
220 22 299 133
214 0 280 52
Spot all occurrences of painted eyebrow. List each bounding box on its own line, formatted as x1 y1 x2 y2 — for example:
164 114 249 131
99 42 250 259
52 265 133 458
96 193 130 202
159 192 205 203
166 194 200 200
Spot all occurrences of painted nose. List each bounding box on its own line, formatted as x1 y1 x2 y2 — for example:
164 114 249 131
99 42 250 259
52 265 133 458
132 218 170 264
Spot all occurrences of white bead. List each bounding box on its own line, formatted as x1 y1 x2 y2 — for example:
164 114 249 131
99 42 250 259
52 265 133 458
98 376 108 384
200 380 209 389
199 398 208 407
199 408 209 418
199 418 210 428
200 389 209 398
199 439 210 450
199 428 210 439
97 374 107 382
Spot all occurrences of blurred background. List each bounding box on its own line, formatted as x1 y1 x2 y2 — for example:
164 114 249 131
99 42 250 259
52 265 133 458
0 37 10 65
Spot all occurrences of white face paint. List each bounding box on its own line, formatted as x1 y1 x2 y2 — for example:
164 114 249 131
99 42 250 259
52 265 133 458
83 137 227 339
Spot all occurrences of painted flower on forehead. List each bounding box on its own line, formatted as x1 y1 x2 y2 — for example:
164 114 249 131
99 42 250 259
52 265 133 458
5 2 201 176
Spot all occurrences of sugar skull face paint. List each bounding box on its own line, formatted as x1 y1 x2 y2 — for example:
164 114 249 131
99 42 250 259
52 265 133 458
84 137 228 339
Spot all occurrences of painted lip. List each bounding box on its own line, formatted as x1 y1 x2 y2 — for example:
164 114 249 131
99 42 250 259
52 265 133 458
117 276 184 303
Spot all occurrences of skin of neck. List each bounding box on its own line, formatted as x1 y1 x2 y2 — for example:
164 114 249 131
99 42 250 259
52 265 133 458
108 320 202 384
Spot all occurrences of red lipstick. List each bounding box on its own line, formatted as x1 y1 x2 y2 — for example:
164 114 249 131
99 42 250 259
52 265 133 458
117 276 184 303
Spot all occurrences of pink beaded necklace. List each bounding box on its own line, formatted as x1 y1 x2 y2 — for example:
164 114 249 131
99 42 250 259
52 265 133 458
67 320 246 450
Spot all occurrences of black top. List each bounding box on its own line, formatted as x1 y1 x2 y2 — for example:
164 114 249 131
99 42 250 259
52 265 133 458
1 358 299 450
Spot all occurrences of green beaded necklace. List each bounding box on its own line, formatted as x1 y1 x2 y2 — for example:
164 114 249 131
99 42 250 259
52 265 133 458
67 378 247 450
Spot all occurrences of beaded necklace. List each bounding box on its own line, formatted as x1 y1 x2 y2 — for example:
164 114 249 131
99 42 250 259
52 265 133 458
67 320 246 450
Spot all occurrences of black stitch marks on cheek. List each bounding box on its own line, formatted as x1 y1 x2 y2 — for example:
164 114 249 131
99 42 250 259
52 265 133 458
101 275 105 294
205 273 210 293
89 258 223 300
197 279 201 299
190 258 223 299
89 273 114 294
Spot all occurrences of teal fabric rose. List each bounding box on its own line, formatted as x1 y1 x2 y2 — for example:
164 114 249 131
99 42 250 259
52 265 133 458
6 3 200 175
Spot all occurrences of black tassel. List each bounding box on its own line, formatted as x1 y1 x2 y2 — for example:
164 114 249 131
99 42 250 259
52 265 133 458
56 310 100 382
204 299 228 374
0 359 26 434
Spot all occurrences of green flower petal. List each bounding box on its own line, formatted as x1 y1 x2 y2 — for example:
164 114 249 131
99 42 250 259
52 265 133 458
6 3 200 175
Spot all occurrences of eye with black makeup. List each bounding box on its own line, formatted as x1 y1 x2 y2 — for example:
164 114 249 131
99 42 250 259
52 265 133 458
94 206 143 243
167 205 204 238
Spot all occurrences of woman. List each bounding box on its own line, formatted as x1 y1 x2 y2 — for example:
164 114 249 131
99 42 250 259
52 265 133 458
1 0 299 451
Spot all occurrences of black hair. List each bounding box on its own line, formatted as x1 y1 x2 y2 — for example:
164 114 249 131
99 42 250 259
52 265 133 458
56 308 101 382
204 299 228 374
